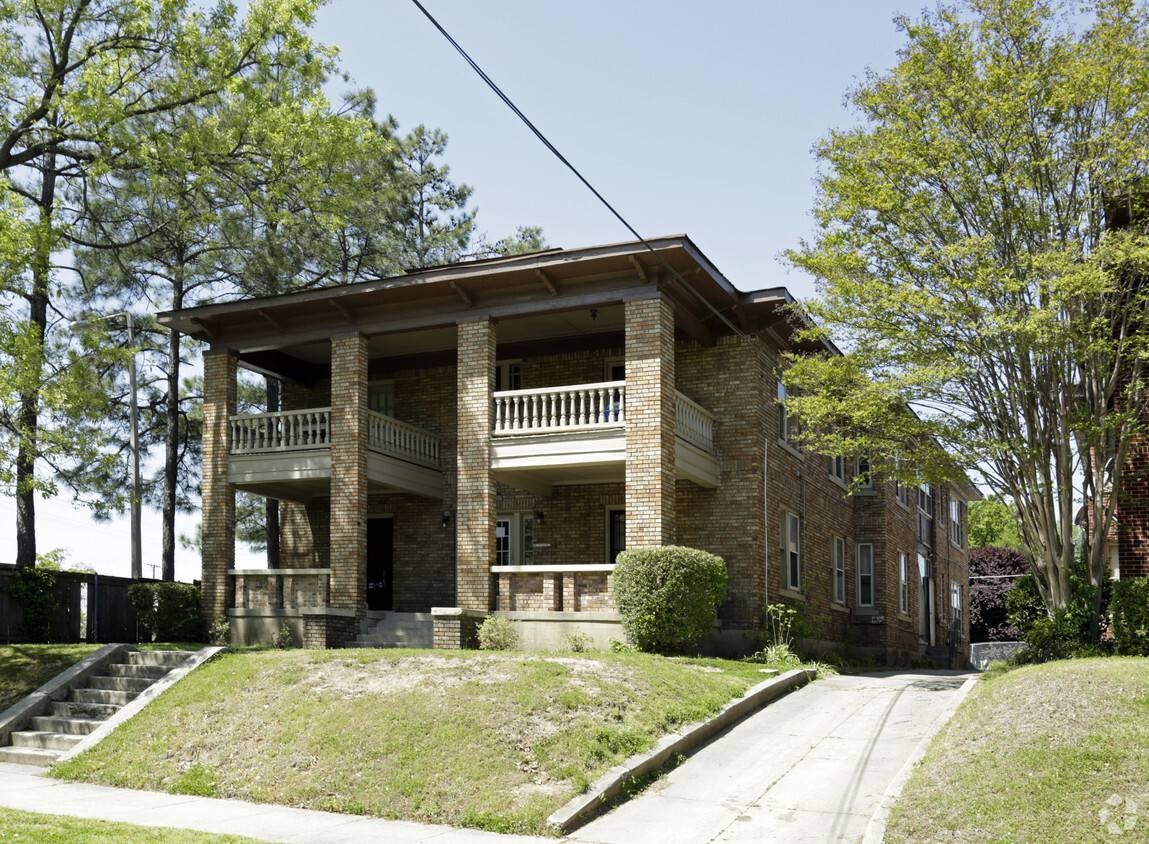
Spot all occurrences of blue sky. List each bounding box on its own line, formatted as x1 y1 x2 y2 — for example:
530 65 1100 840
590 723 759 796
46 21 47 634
2 1 916 581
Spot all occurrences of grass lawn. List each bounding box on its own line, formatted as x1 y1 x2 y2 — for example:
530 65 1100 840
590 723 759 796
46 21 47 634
0 644 102 711
0 807 272 843
50 648 791 836
886 657 1149 843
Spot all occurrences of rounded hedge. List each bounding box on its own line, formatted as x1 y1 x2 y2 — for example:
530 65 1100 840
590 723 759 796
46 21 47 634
613 545 728 654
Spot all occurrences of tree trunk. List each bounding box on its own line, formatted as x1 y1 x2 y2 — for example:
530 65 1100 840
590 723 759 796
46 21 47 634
15 157 57 568
161 318 182 581
265 377 280 569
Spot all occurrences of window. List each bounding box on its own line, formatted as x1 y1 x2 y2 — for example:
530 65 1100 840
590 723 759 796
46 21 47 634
495 360 522 392
780 511 801 591
857 543 874 607
918 483 934 546
495 513 535 566
832 536 846 604
952 584 963 629
777 380 797 444
830 455 846 483
606 507 626 564
855 457 873 489
899 552 909 614
604 357 625 383
894 455 910 506
950 498 963 547
368 381 395 417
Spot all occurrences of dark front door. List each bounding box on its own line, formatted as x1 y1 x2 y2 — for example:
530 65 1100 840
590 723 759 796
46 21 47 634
366 518 394 611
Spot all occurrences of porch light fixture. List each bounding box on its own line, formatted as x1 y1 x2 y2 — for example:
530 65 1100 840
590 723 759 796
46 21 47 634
442 512 451 529
535 510 545 525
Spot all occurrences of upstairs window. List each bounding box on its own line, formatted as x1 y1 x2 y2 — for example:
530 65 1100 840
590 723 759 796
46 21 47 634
899 552 909 614
857 543 874 607
950 498 963 547
777 381 798 445
830 455 846 483
780 511 801 591
832 536 846 604
368 381 395 417
855 457 873 489
495 360 522 392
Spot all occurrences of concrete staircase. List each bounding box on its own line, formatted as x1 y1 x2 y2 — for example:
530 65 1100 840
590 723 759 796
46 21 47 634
0 650 194 767
350 612 433 649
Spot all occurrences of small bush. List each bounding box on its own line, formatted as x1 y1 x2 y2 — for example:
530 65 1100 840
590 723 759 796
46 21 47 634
128 582 203 642
608 638 637 654
273 621 298 649
1111 577 1149 656
744 642 800 666
210 615 230 647
477 616 519 650
564 630 593 653
613 545 728 655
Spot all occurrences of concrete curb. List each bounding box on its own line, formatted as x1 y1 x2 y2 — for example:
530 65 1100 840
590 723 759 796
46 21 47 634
0 643 133 745
862 673 980 843
54 646 225 766
547 667 815 834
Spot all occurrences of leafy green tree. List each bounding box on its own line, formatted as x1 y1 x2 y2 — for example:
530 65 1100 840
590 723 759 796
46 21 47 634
1 0 342 568
784 0 1149 624
968 495 1023 550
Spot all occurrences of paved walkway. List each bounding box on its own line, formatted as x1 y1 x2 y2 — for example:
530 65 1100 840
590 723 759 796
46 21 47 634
571 670 977 844
0 670 976 843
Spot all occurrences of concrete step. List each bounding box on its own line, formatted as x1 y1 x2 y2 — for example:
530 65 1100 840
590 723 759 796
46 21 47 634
50 700 120 720
31 715 102 735
107 663 168 679
365 612 434 623
71 688 137 706
127 650 194 667
10 731 84 751
0 745 61 767
88 675 153 693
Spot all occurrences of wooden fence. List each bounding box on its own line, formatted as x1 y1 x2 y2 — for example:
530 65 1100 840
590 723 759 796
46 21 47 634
0 564 155 644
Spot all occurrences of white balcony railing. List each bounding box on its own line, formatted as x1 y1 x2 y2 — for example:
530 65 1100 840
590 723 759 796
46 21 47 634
231 408 331 453
368 410 442 469
230 407 442 469
675 391 716 453
493 381 624 434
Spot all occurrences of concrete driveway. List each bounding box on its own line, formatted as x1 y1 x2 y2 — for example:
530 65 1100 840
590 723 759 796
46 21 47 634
570 670 977 844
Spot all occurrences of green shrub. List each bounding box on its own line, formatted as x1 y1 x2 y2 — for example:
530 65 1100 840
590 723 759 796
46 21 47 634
210 615 230 647
477 616 519 650
1110 577 1149 656
9 566 58 642
564 630 593 653
273 620 298 649
613 545 728 655
128 582 203 642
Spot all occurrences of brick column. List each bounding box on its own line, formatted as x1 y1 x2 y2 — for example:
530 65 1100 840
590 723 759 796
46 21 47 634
201 348 238 627
625 295 676 547
329 334 368 624
456 318 496 611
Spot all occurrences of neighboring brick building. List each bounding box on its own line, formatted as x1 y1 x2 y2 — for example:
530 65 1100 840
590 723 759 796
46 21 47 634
161 236 975 665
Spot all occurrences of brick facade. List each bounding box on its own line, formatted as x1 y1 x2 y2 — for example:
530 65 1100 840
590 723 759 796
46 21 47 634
329 335 368 628
201 349 237 627
625 295 676 547
455 318 496 611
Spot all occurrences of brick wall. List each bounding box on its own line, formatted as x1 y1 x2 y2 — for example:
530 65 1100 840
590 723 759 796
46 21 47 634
456 319 496 610
329 334 367 619
625 296 676 546
201 349 237 626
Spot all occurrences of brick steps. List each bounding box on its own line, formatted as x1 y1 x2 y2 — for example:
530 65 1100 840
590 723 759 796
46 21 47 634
0 650 195 767
351 613 434 649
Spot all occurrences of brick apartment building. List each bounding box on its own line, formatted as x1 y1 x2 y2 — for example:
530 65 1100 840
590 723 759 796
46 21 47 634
161 236 975 665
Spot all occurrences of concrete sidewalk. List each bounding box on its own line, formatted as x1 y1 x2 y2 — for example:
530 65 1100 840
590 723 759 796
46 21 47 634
570 670 977 844
0 762 549 843
0 670 976 843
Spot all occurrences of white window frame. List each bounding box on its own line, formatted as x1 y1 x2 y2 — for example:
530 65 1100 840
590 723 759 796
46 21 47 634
368 380 396 417
855 457 873 489
495 360 522 392
780 510 801 592
857 543 874 608
952 583 963 628
603 356 625 383
777 380 797 445
950 498 963 547
495 512 535 566
832 536 846 604
899 552 909 615
605 506 626 564
830 455 846 483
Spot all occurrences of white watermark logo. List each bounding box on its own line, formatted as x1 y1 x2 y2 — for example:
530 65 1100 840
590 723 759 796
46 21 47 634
1099 794 1141 835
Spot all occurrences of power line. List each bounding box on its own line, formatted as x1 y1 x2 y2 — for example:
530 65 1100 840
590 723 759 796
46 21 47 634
408 0 771 363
